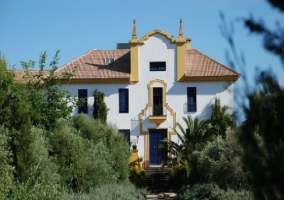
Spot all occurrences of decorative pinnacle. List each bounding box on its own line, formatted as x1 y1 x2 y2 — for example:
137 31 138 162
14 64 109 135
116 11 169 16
179 18 183 38
132 19 137 39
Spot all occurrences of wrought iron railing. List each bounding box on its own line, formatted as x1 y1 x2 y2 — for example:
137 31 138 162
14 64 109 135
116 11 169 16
149 105 167 116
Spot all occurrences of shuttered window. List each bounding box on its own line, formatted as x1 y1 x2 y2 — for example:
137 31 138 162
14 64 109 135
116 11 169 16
119 89 129 113
78 89 88 114
187 87 196 112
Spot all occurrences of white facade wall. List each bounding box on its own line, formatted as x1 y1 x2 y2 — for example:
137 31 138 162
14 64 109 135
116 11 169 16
62 34 235 160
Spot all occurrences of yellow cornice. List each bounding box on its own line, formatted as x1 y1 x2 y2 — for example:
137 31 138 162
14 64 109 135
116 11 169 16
182 75 240 82
60 78 131 84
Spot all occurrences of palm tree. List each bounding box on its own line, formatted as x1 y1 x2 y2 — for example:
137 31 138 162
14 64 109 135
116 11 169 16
211 98 236 138
159 116 216 178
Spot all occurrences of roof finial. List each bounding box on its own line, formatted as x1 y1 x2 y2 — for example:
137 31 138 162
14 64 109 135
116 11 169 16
179 18 183 39
132 19 137 40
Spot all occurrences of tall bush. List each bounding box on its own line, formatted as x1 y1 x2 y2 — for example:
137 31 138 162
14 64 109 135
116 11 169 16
11 126 61 200
92 89 109 123
192 130 246 189
73 115 130 182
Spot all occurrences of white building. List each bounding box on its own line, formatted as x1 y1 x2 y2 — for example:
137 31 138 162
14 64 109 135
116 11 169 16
52 20 239 166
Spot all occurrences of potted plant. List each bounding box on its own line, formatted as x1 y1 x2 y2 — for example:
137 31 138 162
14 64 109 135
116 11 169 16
132 144 137 150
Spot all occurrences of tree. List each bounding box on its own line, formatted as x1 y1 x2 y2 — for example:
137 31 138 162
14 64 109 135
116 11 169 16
211 98 236 138
92 89 109 123
20 50 79 130
192 130 247 189
241 74 284 199
159 116 216 184
221 0 284 199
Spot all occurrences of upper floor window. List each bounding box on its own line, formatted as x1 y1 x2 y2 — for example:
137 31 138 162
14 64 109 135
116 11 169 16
105 58 114 64
150 62 166 71
187 87 196 112
78 89 88 114
119 88 129 113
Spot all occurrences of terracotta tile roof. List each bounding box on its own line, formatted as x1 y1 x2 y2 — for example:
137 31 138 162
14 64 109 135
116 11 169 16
12 70 50 83
56 49 130 80
12 47 239 83
185 48 240 81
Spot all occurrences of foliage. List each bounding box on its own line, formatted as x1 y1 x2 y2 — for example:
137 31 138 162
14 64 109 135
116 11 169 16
20 50 78 130
0 127 14 200
192 130 246 189
168 163 189 188
49 122 114 191
159 116 216 182
176 183 253 200
7 126 61 200
211 98 236 137
73 114 130 182
92 89 109 123
62 183 147 200
240 74 284 199
129 158 146 187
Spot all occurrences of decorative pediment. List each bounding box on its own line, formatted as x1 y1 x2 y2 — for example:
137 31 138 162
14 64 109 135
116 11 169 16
140 30 176 43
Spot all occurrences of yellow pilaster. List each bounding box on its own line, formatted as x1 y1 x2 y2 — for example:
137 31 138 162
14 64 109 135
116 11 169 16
129 19 142 83
130 150 138 163
176 19 187 82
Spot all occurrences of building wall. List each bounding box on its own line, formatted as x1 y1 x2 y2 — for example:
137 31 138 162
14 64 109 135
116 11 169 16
60 34 235 160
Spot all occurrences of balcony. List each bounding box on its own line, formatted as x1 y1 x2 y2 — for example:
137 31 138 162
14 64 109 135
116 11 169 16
149 105 167 126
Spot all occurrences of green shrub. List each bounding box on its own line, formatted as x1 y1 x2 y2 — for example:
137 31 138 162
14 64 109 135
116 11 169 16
0 127 14 200
62 183 147 200
176 183 253 200
11 126 61 200
192 131 246 189
168 163 189 189
50 123 100 191
50 120 130 192
72 115 130 182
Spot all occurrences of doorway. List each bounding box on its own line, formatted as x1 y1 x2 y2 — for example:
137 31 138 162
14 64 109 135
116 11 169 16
149 129 167 165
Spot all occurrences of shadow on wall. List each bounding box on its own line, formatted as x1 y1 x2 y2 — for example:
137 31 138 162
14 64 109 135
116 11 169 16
131 114 140 136
198 100 213 120
167 82 231 96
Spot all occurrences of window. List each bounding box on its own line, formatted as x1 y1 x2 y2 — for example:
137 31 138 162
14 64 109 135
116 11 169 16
78 89 88 114
153 88 163 116
118 129 130 146
187 87 196 112
150 62 166 71
119 89 129 113
105 58 114 64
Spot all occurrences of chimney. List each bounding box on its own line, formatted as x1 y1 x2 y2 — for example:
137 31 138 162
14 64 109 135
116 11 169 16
185 36 191 49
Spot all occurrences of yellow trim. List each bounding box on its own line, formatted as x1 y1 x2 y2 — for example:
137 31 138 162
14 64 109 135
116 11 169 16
140 29 176 43
182 75 240 82
176 43 186 82
129 150 138 163
149 116 167 127
128 19 191 84
139 79 177 165
129 44 139 83
61 78 130 84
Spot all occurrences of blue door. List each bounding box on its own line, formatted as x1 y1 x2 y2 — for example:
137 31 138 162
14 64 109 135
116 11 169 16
149 129 167 165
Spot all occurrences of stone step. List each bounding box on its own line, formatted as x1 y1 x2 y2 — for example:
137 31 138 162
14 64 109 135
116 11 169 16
144 167 176 194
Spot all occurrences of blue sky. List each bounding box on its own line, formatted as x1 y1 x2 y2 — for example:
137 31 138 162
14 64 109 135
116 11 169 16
0 0 283 121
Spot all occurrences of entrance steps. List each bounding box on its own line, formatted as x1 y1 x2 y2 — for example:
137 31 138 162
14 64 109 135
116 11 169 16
144 166 176 194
